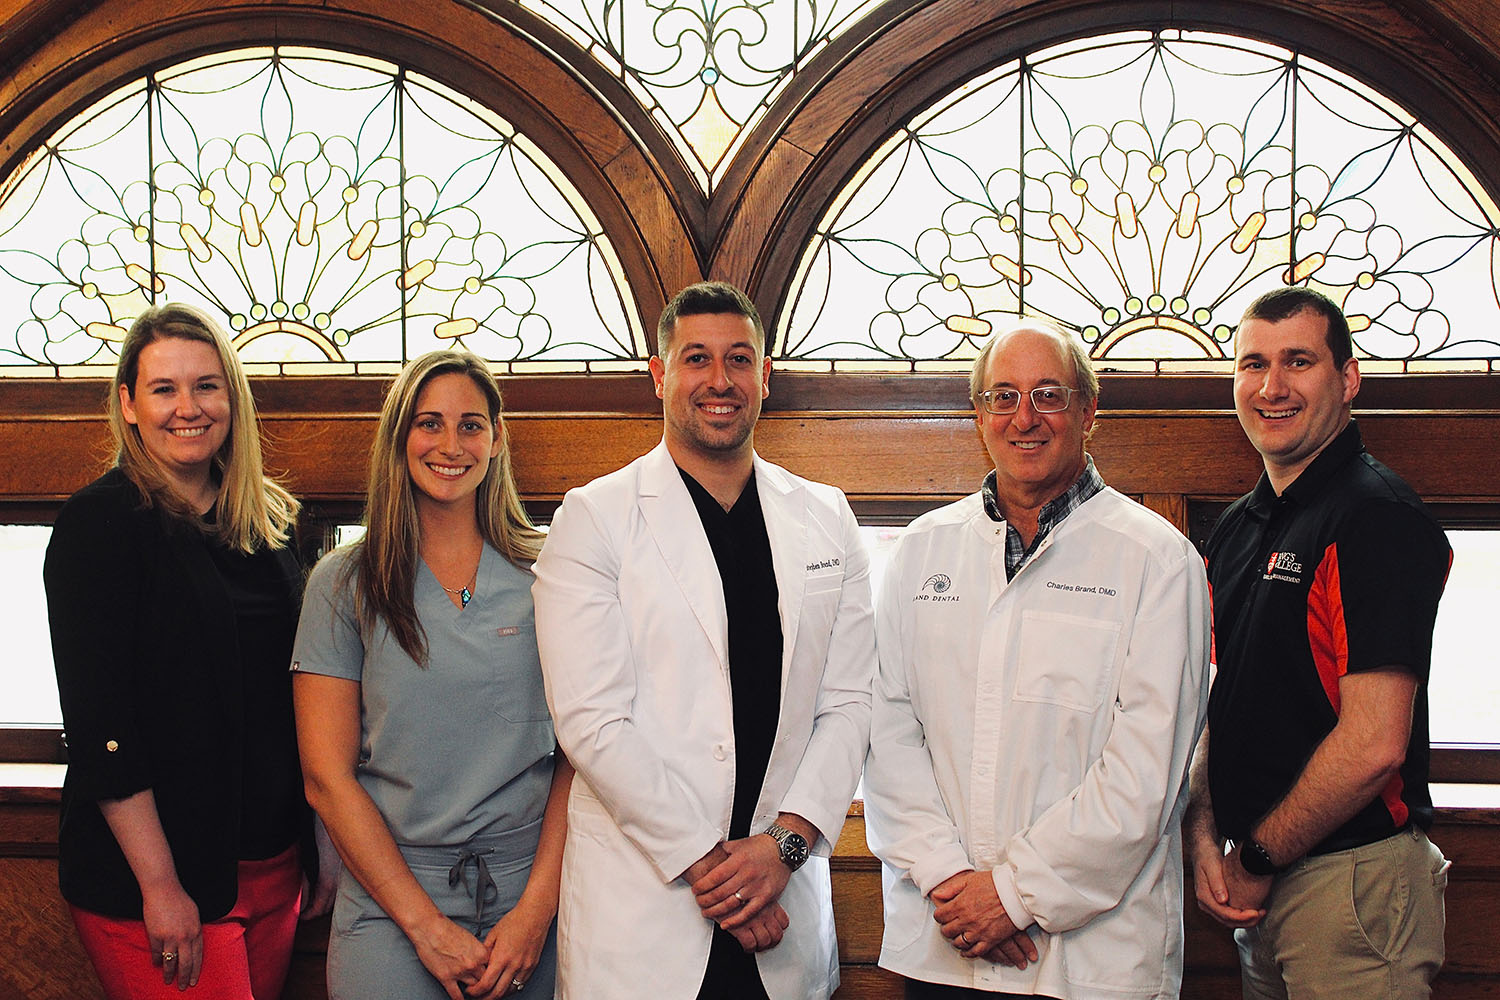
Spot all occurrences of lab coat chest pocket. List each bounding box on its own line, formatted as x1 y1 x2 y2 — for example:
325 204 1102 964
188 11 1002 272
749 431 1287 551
800 571 843 634
1013 610 1120 712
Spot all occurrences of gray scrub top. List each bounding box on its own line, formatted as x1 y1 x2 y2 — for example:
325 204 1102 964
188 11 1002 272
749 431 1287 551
293 543 555 846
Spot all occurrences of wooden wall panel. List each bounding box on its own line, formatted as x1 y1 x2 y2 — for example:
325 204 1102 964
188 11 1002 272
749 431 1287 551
3 795 1498 997
6 410 1499 508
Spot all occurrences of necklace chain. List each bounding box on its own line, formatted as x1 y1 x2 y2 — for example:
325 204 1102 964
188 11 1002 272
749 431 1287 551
439 569 478 608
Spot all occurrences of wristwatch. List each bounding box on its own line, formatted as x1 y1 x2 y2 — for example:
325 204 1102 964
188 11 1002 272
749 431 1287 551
1238 836 1286 877
765 822 810 873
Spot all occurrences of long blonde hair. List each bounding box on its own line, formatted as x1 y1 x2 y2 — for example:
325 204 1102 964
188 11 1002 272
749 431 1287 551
349 350 543 665
107 303 299 552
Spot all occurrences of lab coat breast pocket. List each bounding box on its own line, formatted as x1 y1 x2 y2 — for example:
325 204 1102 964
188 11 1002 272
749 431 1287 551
1013 610 1121 713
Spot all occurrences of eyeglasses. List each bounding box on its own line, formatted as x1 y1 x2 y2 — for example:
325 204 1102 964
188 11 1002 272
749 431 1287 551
976 386 1079 415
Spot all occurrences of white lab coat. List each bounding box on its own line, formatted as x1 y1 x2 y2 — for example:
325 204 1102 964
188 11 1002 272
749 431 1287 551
532 441 875 1000
863 488 1210 999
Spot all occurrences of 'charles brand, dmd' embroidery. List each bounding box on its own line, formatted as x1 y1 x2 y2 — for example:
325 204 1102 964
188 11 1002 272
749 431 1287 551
1044 580 1118 596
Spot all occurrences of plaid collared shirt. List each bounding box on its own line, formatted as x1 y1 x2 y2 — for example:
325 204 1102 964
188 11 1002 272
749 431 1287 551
982 455 1106 580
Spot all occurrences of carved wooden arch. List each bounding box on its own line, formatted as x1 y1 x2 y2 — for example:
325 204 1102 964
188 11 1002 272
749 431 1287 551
720 0 1500 335
0 0 707 351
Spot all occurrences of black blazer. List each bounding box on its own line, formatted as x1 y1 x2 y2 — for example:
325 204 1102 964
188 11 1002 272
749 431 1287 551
44 468 304 920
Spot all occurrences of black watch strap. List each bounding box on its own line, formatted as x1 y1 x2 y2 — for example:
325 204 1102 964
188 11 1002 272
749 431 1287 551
1239 836 1286 876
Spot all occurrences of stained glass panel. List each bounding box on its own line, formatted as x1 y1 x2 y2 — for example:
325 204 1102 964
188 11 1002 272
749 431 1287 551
519 0 884 191
0 46 645 376
780 30 1500 373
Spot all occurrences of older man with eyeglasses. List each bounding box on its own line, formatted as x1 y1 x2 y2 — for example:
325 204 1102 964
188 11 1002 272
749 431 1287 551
863 322 1212 1000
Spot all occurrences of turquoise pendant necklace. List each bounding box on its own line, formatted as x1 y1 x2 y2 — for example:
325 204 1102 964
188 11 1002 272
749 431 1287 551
441 572 476 608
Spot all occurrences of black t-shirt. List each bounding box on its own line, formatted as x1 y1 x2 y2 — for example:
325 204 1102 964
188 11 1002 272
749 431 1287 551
679 468 783 841
1204 421 1450 851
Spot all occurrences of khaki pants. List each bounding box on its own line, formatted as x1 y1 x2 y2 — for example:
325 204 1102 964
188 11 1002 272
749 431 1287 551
1235 827 1449 1000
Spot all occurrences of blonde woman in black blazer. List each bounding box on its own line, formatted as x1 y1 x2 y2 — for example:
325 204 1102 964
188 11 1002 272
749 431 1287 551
44 304 335 999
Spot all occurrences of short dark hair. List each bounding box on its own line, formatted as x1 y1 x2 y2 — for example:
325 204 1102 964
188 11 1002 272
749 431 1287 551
1240 287 1353 367
656 281 768 355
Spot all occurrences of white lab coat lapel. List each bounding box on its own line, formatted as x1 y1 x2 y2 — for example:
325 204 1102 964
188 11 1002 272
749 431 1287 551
637 442 730 671
755 455 807 695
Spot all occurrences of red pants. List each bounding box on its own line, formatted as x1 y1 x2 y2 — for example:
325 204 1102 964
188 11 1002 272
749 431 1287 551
71 845 302 1000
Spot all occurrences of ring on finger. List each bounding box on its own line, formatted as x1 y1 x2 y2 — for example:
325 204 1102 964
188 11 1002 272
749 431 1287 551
162 951 176 962
958 932 971 946
512 979 525 992
734 890 745 903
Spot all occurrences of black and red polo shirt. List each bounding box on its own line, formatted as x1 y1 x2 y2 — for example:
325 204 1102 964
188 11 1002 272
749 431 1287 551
1204 420 1451 851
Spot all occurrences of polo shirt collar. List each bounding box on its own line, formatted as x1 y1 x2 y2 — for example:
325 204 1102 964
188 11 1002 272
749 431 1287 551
1247 419 1364 517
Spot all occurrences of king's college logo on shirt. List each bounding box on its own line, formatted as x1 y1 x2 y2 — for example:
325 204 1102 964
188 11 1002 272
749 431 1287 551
1263 550 1303 583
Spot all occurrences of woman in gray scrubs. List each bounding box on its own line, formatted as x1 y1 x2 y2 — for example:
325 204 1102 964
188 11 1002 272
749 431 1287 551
293 350 571 999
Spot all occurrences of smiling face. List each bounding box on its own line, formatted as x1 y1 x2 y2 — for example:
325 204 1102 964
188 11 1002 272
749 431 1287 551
119 336 231 502
975 327 1097 517
404 371 502 512
1234 308 1360 493
649 311 770 468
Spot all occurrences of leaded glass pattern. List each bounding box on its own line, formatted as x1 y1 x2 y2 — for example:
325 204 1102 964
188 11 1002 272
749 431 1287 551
519 0 883 191
780 30 1500 373
0 46 645 377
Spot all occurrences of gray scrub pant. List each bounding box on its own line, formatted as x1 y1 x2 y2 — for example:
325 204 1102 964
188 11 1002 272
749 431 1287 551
328 819 558 1000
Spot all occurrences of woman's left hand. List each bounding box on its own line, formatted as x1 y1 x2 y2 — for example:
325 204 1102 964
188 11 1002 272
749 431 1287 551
467 898 551 999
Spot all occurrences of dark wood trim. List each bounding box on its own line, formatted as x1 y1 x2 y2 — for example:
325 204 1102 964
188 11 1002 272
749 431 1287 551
0 729 65 766
4 371 1498 418
1433 746 1500 785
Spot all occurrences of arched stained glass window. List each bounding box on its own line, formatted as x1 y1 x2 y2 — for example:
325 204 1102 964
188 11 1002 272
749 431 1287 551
522 0 884 191
0 46 645 377
780 30 1500 374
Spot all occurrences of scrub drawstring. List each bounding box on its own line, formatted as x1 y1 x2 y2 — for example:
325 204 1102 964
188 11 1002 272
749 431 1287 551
448 847 499 923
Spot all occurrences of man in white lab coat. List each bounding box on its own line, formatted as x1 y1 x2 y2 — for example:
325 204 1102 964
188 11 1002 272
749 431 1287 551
532 281 874 1000
863 323 1211 999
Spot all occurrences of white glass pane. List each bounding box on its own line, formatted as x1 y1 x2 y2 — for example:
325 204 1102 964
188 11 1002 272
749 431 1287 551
1430 529 1500 746
0 526 60 725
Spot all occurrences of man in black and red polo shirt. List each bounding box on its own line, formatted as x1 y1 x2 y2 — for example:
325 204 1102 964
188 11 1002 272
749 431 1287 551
1186 286 1452 999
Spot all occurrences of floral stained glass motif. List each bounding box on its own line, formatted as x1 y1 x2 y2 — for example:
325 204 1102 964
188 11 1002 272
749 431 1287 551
520 0 883 192
0 46 645 376
780 30 1500 373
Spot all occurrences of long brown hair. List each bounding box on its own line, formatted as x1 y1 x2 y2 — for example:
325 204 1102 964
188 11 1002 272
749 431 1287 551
107 303 298 552
347 350 543 665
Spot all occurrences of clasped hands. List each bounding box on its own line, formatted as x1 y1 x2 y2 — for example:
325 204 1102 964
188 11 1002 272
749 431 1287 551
1190 837 1270 929
684 835 793 953
930 870 1039 969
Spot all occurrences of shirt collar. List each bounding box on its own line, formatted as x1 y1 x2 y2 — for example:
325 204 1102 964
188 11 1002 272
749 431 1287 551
1247 419 1363 517
982 454 1105 529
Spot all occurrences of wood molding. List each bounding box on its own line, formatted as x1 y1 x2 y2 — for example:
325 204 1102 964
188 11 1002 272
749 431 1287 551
5 409 1499 508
